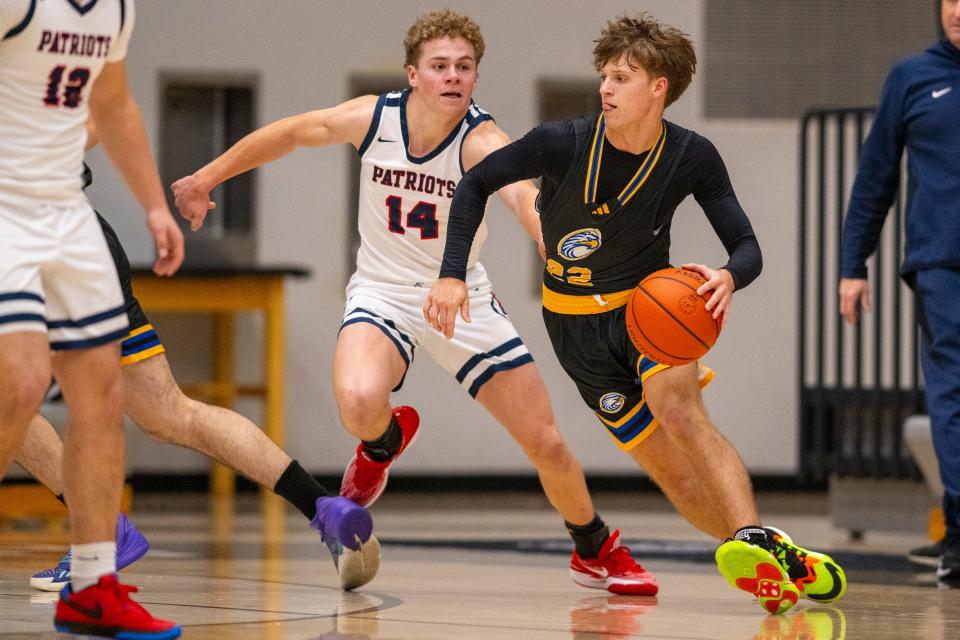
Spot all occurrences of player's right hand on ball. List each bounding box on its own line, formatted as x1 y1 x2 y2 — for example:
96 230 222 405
423 278 470 340
171 175 217 231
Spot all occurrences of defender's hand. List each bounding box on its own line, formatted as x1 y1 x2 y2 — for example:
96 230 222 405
171 175 216 231
423 278 471 339
681 263 734 330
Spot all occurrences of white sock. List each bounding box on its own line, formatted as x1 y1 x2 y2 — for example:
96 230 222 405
70 541 117 591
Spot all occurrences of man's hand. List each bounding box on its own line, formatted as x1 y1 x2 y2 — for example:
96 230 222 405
171 175 216 231
681 263 735 330
422 277 471 339
839 277 871 325
146 208 184 276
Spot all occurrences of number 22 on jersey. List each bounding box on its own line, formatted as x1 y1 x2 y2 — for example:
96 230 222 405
547 259 593 287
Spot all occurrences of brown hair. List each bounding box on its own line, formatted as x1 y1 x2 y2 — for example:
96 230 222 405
403 9 485 68
592 14 696 106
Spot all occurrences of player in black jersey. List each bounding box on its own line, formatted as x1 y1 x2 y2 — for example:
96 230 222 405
15 145 379 593
426 14 846 613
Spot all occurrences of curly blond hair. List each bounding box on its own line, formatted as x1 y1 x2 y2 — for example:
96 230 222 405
403 9 485 68
593 14 696 107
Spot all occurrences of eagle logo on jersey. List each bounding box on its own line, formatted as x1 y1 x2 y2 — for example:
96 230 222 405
558 229 601 261
599 392 625 414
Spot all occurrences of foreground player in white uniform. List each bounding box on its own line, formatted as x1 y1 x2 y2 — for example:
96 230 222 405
19 125 378 596
0 0 180 636
173 9 655 594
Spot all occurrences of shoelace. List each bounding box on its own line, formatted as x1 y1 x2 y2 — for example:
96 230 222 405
107 579 144 614
606 543 646 573
761 536 808 581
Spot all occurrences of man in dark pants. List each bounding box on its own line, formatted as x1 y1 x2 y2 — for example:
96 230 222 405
840 0 960 585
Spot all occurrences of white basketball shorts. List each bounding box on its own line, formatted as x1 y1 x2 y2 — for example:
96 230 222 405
341 274 533 397
0 192 129 349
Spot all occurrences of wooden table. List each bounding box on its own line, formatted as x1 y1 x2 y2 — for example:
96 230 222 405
131 266 309 544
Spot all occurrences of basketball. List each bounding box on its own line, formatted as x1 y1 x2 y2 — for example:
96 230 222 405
625 267 721 366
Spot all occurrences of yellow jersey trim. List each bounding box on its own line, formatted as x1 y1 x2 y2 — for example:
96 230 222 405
584 115 605 203
126 324 155 339
542 285 632 315
611 419 660 451
596 398 648 429
583 116 667 206
121 344 165 366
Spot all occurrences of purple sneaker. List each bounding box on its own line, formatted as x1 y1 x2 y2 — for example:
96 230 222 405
29 513 149 592
310 496 379 590
115 512 150 570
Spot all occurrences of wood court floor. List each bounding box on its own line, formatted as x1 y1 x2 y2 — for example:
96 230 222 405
1 490 958 639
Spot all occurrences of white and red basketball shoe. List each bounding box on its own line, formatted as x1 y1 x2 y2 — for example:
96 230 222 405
569 530 659 596
340 406 420 507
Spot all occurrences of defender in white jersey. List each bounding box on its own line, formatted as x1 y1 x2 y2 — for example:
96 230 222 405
0 0 181 636
173 9 655 594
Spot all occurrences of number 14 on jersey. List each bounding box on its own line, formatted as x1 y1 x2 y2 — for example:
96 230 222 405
386 196 439 239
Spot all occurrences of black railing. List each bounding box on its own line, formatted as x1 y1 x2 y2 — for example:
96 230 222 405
798 108 924 483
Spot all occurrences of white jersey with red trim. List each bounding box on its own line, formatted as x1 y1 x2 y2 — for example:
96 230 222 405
354 89 491 288
0 0 134 203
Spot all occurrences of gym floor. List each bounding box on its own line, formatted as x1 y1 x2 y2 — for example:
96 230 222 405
1 490 956 639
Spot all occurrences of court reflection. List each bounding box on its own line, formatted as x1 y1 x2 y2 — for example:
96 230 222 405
569 594 657 638
307 591 381 640
752 606 846 640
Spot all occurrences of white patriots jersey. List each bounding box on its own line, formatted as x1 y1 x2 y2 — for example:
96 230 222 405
354 90 492 287
0 0 134 202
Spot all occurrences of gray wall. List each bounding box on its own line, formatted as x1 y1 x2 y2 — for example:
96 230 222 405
79 0 829 476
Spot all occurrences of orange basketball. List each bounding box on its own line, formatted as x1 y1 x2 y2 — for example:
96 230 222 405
625 267 721 366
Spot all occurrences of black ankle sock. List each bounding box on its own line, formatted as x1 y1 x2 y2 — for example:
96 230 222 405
361 416 402 462
55 494 66 506
273 460 329 520
733 525 769 544
566 514 609 559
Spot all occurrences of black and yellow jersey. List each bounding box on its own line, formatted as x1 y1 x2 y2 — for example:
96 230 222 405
440 114 762 302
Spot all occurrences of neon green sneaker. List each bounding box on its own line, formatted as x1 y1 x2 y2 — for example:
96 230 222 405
716 536 800 614
764 527 847 603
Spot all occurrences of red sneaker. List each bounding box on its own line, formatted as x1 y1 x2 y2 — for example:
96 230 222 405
569 530 659 596
340 406 420 507
54 574 180 638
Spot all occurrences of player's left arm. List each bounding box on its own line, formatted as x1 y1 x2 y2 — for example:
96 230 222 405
88 60 184 276
685 138 763 329
462 121 544 259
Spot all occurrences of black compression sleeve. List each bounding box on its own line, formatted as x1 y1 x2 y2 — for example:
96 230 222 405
701 195 763 289
439 122 576 280
689 136 762 289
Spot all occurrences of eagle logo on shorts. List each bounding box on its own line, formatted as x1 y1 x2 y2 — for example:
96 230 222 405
558 229 601 261
599 392 625 414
